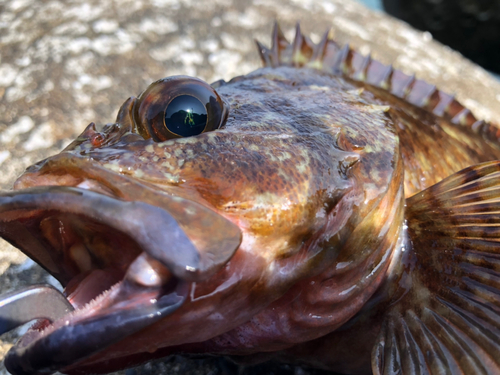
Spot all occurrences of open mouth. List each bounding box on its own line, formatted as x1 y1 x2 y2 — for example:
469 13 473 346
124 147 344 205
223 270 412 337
0 173 241 374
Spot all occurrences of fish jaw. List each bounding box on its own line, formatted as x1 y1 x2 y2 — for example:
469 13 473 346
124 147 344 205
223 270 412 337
0 153 360 373
0 177 241 374
0 67 406 372
5 261 188 375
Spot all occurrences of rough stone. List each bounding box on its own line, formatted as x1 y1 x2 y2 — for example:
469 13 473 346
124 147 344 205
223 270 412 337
0 0 499 374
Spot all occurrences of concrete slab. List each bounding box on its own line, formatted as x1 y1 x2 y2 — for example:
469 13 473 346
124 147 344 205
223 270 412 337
0 0 499 374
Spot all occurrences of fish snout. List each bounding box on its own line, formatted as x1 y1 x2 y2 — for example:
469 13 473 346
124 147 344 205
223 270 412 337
0 185 241 374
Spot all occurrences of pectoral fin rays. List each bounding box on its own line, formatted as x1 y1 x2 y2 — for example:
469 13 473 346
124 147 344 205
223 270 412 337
373 161 500 375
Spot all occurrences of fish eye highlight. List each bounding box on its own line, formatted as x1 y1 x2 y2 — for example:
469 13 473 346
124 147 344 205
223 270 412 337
133 76 228 141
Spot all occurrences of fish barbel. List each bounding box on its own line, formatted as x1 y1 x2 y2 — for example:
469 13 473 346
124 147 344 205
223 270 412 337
1 23 500 375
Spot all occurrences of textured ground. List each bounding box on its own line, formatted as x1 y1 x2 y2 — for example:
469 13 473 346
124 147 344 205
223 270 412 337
0 0 499 374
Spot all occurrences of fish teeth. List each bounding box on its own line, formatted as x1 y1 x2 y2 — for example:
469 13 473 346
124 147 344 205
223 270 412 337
34 280 122 336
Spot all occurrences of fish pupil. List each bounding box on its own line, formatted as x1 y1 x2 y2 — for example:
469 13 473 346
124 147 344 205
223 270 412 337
164 95 208 137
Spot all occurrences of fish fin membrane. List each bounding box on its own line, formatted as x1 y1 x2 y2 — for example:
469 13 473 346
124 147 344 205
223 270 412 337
373 160 500 375
256 23 500 146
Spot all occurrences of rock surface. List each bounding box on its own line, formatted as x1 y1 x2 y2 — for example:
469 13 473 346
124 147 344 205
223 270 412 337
0 0 499 374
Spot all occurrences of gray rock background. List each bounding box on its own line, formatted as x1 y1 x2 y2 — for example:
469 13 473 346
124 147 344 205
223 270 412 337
0 0 499 374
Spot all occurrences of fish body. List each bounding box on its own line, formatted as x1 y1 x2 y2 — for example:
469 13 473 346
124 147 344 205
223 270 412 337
1 24 500 375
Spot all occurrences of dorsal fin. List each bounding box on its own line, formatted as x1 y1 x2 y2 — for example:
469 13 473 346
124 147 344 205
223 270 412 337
256 23 500 146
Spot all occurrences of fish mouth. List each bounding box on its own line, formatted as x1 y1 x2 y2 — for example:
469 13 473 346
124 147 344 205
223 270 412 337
0 167 242 374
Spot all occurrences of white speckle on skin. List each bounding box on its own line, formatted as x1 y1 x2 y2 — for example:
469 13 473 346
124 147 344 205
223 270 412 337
310 85 332 91
0 116 34 143
175 136 199 145
277 151 291 161
364 104 390 113
134 169 144 178
184 207 196 215
163 173 179 183
161 161 174 170
103 163 121 172
145 144 155 153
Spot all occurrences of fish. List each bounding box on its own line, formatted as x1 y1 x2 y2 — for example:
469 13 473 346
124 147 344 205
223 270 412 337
1 22 500 375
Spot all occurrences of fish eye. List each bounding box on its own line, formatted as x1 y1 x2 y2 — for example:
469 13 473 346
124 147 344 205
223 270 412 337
133 76 228 141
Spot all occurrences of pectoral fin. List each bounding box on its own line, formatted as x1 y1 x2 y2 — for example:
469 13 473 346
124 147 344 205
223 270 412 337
373 161 500 375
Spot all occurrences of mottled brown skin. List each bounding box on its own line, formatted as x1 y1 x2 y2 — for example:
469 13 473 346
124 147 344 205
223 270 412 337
2 24 500 375
9 66 402 372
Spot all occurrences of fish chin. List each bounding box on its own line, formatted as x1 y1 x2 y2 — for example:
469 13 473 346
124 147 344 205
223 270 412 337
0 185 241 375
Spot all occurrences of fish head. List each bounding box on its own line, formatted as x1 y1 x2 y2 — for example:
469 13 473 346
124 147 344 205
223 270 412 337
0 67 403 374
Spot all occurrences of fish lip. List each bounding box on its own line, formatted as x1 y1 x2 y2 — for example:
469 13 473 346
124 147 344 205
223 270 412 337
0 183 241 374
4 278 190 375
0 186 201 283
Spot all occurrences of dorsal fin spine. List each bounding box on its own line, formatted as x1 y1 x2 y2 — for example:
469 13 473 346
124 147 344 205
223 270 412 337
452 108 472 126
353 53 371 81
311 30 330 63
329 44 351 74
255 23 500 144
255 40 272 67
